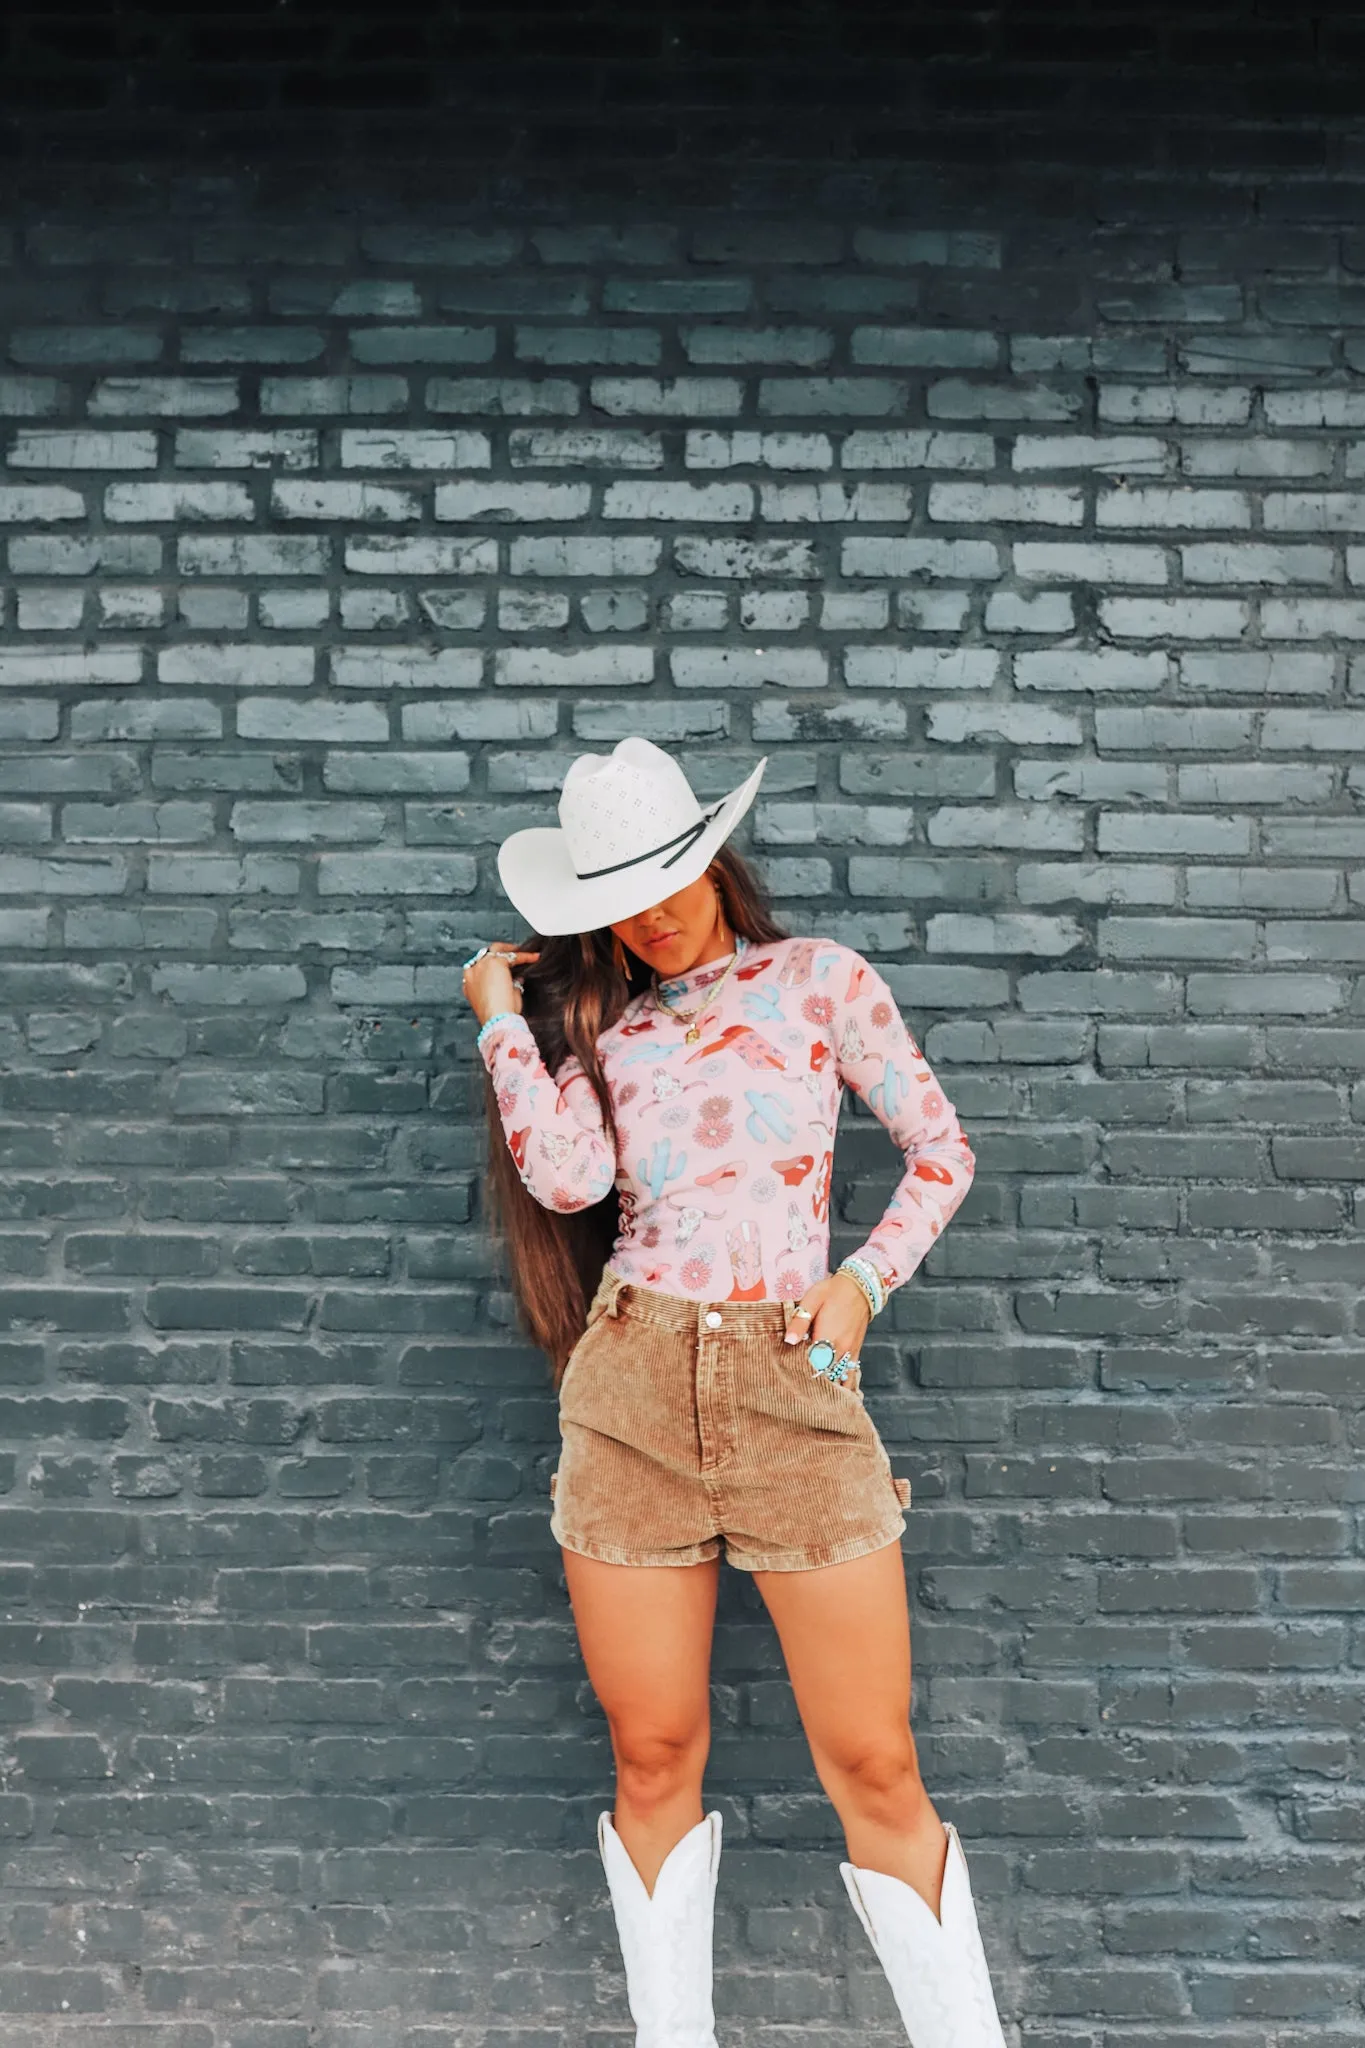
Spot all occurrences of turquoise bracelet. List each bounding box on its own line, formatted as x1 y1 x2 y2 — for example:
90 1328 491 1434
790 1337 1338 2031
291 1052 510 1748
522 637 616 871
476 1009 523 1048
840 1261 884 1316
837 1263 880 1317
838 1255 887 1317
852 1256 889 1314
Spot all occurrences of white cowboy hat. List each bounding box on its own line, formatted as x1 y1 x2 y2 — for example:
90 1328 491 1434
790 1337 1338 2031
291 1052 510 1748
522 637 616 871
496 737 768 935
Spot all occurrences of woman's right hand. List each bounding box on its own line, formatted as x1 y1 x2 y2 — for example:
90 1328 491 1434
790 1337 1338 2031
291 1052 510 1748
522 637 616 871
462 944 540 1027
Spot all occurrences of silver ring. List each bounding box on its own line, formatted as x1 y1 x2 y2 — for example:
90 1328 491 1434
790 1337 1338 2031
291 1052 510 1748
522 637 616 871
790 1304 812 1320
463 944 516 973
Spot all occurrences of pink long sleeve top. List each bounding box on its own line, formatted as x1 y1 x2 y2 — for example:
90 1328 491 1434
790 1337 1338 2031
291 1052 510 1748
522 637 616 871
478 933 976 1305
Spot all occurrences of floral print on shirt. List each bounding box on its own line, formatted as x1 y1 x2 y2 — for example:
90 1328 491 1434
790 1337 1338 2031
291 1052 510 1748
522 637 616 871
479 934 976 1303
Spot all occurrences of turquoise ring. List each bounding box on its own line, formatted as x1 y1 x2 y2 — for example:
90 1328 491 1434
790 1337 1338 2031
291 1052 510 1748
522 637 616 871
808 1339 854 1384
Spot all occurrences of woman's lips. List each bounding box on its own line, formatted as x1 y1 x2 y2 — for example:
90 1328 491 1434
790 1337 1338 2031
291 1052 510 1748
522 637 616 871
643 931 678 947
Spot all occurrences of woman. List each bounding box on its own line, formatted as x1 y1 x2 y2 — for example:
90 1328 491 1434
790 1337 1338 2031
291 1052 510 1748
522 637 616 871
462 737 1007 2048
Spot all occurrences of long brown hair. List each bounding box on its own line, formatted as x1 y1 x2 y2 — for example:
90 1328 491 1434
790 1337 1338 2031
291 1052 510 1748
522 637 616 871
476 845 791 1387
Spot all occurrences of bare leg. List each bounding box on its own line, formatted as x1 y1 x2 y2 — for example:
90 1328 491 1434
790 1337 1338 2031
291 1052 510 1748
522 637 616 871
752 1538 950 1921
561 1548 722 1896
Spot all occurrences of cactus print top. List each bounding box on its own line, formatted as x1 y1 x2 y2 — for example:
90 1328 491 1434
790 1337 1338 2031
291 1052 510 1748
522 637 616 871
478 933 976 1305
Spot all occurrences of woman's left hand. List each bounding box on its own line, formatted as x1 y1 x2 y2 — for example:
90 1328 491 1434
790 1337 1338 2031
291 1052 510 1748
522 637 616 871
784 1270 871 1362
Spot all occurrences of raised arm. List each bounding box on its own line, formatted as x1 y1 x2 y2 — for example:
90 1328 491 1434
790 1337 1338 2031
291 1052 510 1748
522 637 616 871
824 945 976 1298
479 1014 618 1213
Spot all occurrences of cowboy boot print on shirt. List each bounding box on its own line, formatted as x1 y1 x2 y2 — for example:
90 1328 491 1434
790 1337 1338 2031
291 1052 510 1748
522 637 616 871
811 1149 833 1224
685 1022 788 1070
776 938 818 988
726 1218 766 1301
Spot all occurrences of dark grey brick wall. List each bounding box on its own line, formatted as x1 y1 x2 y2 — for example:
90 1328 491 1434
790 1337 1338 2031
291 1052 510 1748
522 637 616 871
0 7 1363 2043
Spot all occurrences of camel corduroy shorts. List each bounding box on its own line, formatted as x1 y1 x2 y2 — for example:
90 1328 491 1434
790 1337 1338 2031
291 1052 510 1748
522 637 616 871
548 1266 913 1572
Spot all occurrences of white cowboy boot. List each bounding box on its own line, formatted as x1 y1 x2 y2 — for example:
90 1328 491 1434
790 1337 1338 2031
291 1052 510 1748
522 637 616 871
840 1822 1008 2047
597 1807 723 2048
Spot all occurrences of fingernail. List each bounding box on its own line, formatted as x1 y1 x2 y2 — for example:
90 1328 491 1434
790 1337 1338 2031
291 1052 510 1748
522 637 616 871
784 1332 800 1345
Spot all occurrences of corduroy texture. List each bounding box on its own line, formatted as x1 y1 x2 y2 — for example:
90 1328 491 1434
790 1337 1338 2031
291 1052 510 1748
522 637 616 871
549 1267 913 1571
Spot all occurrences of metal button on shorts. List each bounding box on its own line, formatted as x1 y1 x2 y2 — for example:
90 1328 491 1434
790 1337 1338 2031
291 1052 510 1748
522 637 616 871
546 1266 912 1573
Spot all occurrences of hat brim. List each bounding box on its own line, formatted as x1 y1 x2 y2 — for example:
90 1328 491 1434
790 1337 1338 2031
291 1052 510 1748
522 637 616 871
496 756 767 936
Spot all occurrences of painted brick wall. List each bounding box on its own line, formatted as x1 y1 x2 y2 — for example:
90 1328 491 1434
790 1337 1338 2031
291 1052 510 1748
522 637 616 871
0 8 1363 2044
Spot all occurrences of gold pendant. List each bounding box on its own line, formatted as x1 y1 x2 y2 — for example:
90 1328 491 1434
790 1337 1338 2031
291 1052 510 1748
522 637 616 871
685 1024 701 1043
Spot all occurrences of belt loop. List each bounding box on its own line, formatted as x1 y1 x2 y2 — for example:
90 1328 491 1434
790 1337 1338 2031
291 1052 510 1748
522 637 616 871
584 1266 627 1330
603 1267 627 1319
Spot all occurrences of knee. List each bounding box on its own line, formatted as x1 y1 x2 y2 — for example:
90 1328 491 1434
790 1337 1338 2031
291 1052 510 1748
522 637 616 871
610 1722 709 1811
826 1736 926 1822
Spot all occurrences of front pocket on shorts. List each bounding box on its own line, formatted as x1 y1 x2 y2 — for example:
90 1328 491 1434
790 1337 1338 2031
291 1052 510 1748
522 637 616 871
784 1340 864 1400
756 1338 869 1442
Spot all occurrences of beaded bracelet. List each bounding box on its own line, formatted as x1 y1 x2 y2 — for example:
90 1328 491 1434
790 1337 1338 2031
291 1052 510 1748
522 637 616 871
837 1254 887 1318
837 1262 879 1317
853 1256 890 1314
845 1259 886 1315
476 1009 523 1048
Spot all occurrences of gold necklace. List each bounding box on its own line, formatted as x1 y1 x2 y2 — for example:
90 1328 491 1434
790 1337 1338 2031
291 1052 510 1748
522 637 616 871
652 934 747 1044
